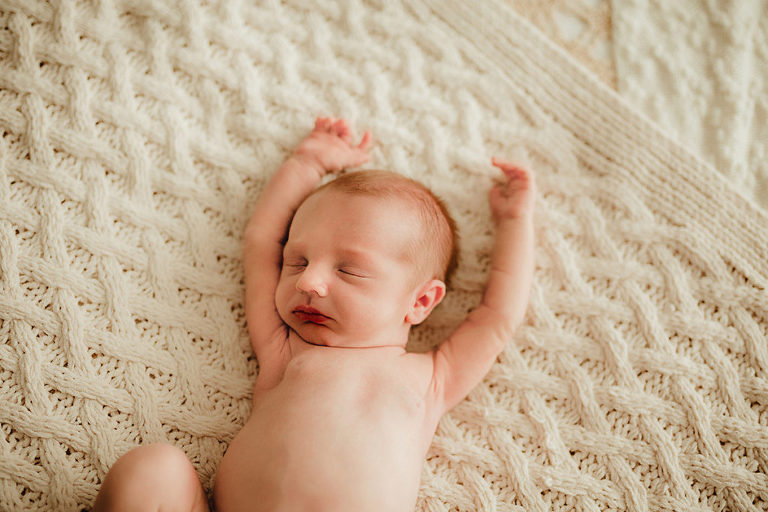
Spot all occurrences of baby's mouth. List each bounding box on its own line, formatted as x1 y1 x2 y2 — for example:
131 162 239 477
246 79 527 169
292 305 331 324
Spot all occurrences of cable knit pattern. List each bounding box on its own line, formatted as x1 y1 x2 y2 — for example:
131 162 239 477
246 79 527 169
612 0 768 210
1 1 767 511
509 0 615 87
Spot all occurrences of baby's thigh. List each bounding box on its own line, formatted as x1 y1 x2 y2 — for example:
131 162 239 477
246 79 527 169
92 443 209 512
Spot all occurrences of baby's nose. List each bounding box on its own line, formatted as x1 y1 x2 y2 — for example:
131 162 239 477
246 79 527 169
295 267 328 297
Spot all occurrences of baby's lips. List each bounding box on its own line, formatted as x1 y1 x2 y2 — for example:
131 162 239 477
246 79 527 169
293 305 331 319
293 310 331 325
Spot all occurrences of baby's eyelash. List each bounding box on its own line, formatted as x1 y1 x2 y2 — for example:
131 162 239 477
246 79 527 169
338 268 367 278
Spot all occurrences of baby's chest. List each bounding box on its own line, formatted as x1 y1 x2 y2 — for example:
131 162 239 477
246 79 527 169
285 354 429 420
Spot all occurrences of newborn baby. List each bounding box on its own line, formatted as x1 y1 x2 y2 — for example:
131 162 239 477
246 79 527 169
92 117 535 512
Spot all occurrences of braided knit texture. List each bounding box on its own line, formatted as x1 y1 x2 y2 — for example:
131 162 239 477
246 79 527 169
1 1 767 510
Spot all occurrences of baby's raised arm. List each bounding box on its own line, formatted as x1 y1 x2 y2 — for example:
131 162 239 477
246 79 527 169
242 117 371 371
432 158 535 413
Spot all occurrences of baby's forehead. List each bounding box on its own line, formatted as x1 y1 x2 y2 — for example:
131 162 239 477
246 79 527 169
315 188 424 216
304 189 418 222
294 191 420 238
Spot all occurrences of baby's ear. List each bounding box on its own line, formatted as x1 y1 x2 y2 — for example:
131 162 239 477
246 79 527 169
405 279 446 325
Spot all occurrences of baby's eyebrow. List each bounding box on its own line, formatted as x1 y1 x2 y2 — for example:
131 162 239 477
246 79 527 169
281 244 306 260
337 248 375 263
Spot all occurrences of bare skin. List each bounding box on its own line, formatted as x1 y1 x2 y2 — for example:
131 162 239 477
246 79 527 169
92 117 535 512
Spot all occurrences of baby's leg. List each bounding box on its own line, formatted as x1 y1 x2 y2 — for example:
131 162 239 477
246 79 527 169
92 443 209 512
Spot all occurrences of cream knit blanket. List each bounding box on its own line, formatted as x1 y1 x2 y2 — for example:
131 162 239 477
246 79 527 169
612 0 768 210
1 1 767 511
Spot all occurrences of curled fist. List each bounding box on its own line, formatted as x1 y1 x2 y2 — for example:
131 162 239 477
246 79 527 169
489 157 536 221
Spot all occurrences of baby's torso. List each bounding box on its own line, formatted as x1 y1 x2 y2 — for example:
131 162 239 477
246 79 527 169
213 339 441 512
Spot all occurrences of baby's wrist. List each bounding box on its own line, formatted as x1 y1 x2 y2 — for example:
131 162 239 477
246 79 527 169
287 152 326 179
495 210 534 226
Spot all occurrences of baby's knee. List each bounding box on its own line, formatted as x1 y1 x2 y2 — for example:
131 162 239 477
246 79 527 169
111 443 192 482
93 443 205 512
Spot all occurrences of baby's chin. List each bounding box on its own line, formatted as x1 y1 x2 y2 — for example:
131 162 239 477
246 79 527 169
285 317 409 349
290 322 334 347
275 310 328 345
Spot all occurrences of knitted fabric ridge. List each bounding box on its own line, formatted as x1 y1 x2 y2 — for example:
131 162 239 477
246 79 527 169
612 0 768 210
1 1 767 511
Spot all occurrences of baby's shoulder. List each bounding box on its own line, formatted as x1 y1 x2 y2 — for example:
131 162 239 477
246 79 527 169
388 351 437 392
397 350 435 374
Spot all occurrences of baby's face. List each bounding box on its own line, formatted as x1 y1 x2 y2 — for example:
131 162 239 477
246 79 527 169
275 190 423 348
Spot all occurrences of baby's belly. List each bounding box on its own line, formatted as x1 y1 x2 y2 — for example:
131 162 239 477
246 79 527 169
213 369 433 512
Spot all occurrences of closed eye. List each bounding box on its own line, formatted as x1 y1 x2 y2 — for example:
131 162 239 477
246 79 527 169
284 258 307 269
338 268 367 278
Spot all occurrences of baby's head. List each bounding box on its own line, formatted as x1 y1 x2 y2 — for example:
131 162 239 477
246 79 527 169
275 171 459 348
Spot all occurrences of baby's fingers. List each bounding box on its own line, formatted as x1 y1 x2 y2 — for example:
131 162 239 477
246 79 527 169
315 116 335 132
331 119 352 142
491 157 527 179
358 131 372 151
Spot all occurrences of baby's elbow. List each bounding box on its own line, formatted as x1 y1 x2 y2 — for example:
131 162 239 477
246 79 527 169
503 310 526 340
490 320 518 351
469 306 519 349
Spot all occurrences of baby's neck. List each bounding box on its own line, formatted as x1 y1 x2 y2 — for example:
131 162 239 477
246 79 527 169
287 330 408 356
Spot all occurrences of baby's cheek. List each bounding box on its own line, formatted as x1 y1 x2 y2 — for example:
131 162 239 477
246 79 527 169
274 279 291 322
353 295 392 327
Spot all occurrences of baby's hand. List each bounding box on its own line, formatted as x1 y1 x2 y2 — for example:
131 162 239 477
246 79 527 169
489 157 536 221
292 117 372 176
